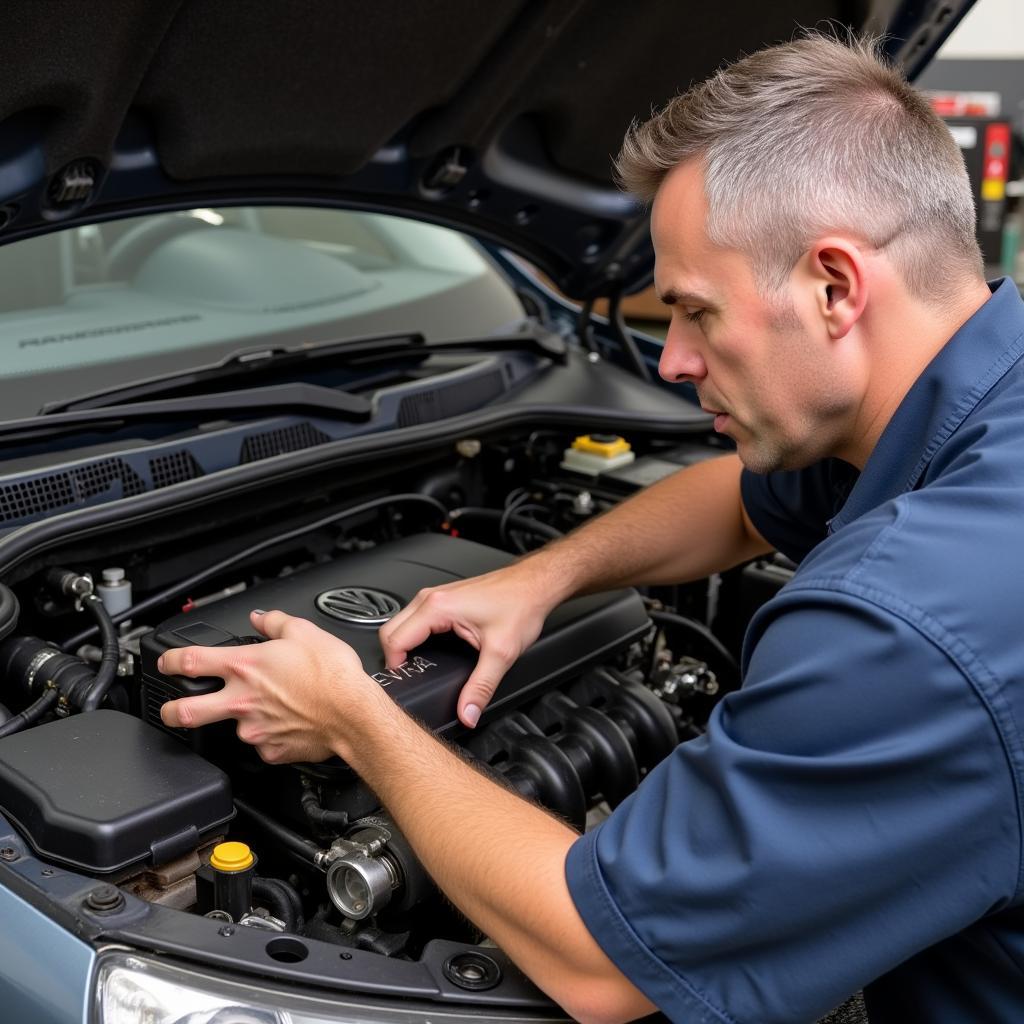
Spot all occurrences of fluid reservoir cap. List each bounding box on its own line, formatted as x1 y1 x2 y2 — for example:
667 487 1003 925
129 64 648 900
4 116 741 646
572 434 630 457
210 841 254 872
101 568 126 585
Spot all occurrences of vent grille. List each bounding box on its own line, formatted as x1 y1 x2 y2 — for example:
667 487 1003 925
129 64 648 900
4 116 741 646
240 422 330 464
142 674 185 735
0 458 145 524
150 450 204 490
396 370 506 428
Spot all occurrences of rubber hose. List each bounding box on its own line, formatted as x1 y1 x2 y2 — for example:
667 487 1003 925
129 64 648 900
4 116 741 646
234 798 322 865
0 703 10 726
0 687 58 739
269 875 304 931
300 780 349 832
648 608 739 679
252 877 298 931
449 506 563 542
608 291 653 383
61 492 449 651
81 595 120 711
577 297 599 354
0 584 19 643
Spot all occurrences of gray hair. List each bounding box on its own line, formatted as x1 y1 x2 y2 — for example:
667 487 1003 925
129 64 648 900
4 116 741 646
616 33 983 301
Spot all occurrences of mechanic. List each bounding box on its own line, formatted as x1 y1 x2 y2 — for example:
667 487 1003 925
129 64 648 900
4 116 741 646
159 34 1024 1024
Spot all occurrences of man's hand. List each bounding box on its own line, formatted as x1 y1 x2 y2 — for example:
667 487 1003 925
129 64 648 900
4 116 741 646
158 609 387 764
378 562 558 728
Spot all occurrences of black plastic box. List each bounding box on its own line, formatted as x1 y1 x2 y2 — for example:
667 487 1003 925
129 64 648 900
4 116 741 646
0 710 233 875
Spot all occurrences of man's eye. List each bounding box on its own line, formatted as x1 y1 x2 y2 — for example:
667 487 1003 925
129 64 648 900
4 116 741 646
683 308 705 324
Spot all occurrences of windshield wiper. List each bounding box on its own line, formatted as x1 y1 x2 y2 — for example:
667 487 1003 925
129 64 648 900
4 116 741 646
0 383 371 445
40 328 566 414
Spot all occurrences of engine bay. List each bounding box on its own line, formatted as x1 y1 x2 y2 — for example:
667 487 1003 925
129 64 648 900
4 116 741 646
0 423 778 1006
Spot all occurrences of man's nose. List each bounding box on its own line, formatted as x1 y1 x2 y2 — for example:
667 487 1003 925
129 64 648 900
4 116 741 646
658 326 707 384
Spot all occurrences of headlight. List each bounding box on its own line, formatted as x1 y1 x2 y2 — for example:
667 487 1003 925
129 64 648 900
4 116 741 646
96 954 280 1024
94 951 566 1024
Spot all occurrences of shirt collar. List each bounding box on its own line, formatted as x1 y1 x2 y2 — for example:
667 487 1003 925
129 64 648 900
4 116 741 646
828 278 1024 534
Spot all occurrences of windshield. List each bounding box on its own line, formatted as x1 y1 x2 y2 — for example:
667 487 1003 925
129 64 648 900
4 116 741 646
0 207 525 419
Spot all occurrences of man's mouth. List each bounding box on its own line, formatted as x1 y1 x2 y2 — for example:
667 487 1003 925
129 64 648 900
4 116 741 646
698 399 730 432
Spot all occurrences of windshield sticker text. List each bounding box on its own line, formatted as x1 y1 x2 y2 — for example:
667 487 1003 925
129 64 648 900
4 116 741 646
18 314 202 349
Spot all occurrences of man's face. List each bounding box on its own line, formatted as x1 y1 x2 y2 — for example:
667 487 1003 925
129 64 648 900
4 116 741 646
651 161 855 473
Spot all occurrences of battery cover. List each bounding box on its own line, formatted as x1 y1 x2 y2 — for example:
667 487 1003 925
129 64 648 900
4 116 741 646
0 710 233 874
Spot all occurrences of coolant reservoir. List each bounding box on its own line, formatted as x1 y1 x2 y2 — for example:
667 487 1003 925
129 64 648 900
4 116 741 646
561 434 636 475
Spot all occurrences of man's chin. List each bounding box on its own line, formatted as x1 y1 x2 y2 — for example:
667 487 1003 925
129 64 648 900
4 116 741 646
736 449 778 475
736 438 814 475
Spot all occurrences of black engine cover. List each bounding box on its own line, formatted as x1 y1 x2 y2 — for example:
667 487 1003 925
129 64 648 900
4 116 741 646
141 533 649 743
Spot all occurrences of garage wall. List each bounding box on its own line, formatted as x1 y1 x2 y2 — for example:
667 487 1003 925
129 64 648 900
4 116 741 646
918 0 1024 131
935 0 1024 59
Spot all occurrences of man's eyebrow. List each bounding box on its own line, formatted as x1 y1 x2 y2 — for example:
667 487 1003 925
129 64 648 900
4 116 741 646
657 288 713 308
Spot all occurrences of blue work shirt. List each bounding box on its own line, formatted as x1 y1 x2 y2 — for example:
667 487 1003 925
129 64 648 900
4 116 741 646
565 278 1024 1024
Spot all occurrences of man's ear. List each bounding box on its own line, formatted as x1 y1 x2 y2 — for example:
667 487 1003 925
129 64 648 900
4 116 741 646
807 239 867 340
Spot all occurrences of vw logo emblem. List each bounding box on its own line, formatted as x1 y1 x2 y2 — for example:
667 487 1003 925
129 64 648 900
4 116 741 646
315 587 402 626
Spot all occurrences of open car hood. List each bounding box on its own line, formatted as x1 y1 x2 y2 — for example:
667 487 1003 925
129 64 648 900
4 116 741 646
0 0 974 300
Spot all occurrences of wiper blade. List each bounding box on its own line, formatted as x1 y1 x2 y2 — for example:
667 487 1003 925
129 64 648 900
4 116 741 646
41 328 566 415
39 333 423 414
0 383 371 445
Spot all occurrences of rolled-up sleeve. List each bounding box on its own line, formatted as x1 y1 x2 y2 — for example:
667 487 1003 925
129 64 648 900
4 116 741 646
565 589 1019 1024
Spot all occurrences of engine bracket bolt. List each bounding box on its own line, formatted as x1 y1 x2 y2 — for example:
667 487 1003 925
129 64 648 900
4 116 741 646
0 847 18 861
85 885 124 913
218 924 235 937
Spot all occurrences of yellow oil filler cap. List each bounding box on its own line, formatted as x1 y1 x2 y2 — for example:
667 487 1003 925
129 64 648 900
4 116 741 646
210 841 255 872
571 434 631 457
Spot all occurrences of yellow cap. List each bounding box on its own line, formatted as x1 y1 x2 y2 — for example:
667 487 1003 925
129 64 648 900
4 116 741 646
210 841 254 872
571 434 631 458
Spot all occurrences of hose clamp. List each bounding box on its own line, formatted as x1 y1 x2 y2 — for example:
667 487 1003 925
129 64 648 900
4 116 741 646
24 647 61 694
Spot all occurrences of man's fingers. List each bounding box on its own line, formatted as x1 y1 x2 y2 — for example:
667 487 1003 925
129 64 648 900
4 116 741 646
251 608 312 641
457 645 516 728
379 590 426 645
158 644 234 679
160 690 236 729
380 611 444 669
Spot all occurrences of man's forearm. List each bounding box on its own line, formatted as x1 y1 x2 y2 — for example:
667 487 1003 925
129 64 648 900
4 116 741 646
520 452 770 603
336 690 655 1022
